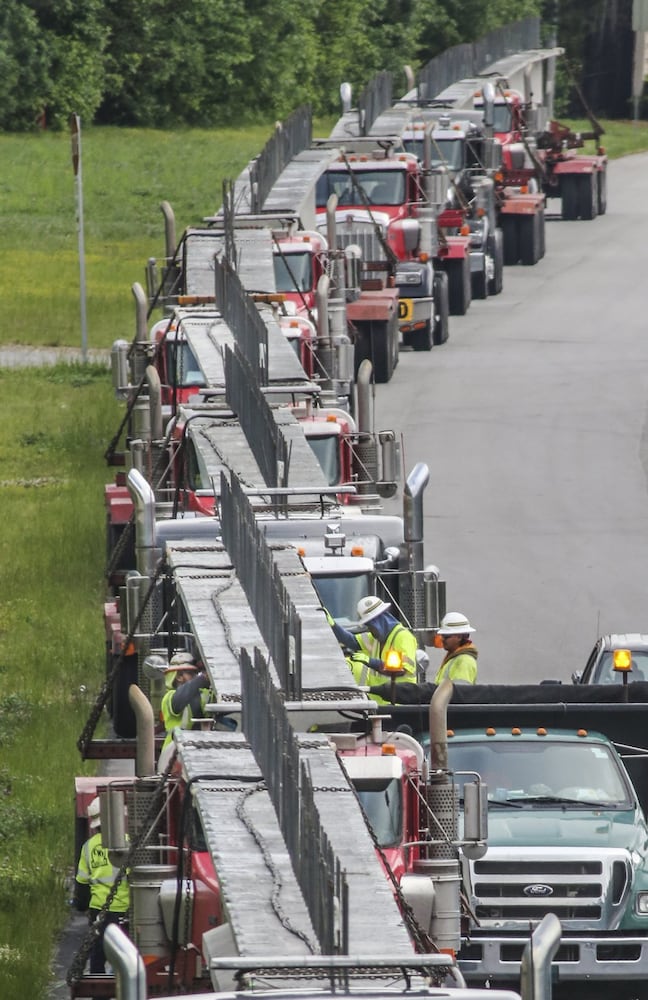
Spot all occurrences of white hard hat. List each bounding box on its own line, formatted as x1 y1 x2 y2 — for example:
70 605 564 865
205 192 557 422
88 796 101 830
357 595 391 624
165 652 197 673
436 611 476 636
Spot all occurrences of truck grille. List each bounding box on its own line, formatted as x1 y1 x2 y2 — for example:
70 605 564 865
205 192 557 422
319 219 387 264
468 847 630 931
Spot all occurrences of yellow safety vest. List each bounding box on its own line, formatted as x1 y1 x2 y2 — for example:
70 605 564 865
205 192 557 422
76 832 129 912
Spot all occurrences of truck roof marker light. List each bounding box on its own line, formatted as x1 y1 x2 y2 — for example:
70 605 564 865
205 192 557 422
297 546 306 557
613 649 632 671
511 728 522 736
537 728 547 736
577 729 588 737
326 414 338 422
350 545 364 556
486 728 496 736
460 224 470 236
447 729 455 738
473 90 482 97
520 185 529 194
495 171 504 183
419 252 429 262
382 743 396 756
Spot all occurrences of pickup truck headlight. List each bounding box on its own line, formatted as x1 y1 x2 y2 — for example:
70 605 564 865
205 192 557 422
635 892 648 914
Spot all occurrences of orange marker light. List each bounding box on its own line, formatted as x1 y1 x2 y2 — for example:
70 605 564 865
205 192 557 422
350 545 364 556
382 743 396 756
511 728 522 736
537 728 547 736
577 729 588 737
486 728 496 737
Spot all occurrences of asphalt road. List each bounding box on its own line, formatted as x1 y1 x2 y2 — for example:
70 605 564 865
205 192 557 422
375 153 648 684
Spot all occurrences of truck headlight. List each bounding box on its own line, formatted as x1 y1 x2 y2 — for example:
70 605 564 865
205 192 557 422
635 893 648 914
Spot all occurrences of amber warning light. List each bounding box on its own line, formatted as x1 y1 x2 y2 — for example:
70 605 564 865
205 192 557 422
613 649 632 672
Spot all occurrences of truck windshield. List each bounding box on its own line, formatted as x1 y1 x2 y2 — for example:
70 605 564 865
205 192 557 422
273 251 313 293
428 138 464 172
306 434 341 486
316 170 406 207
165 341 206 389
592 650 648 683
446 740 633 808
352 776 402 848
310 571 371 623
493 103 513 133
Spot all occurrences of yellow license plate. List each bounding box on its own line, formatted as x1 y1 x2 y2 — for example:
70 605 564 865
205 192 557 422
398 298 413 321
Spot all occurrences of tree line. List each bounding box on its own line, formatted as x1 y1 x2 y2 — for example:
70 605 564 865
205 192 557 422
0 0 634 132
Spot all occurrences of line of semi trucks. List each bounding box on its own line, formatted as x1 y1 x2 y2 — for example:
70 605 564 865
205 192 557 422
66 16 648 1000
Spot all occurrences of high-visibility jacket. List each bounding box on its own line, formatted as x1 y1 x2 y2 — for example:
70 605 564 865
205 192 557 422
76 832 129 912
161 682 211 750
434 644 478 685
350 624 418 703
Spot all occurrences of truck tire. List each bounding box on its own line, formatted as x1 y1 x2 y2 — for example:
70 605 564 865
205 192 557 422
537 210 546 259
597 167 607 216
487 229 504 296
471 265 488 300
579 173 598 221
445 257 472 316
432 270 450 345
370 320 396 383
411 321 432 352
519 214 540 266
561 176 579 220
501 216 519 265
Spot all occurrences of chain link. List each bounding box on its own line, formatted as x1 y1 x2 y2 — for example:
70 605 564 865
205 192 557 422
235 782 318 953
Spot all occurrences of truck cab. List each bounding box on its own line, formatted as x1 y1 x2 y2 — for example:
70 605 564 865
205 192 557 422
442 725 648 991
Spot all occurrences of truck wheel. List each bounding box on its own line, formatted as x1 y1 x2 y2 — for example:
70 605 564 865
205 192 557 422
537 210 546 259
471 266 488 300
561 177 579 220
370 320 395 383
501 216 519 265
445 257 471 316
597 167 607 216
411 321 432 351
579 173 598 221
432 271 449 345
519 214 540 265
487 229 504 295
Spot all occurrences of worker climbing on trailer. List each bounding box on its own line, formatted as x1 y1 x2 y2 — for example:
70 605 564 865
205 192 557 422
160 652 213 752
327 595 418 702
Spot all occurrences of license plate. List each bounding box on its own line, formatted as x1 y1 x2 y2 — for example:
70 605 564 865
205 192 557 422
398 298 413 321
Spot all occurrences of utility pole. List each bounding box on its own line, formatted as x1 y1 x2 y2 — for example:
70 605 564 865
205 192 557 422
69 114 88 362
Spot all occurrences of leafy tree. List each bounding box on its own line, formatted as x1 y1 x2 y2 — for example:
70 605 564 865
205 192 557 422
27 0 108 127
0 1 50 130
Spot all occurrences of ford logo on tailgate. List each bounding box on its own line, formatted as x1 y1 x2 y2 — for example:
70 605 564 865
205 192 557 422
523 884 553 897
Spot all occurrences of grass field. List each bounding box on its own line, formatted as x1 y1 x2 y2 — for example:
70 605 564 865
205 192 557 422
1 116 648 997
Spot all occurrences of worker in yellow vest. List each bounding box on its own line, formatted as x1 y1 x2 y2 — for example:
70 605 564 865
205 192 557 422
160 652 212 751
329 595 418 703
75 796 129 974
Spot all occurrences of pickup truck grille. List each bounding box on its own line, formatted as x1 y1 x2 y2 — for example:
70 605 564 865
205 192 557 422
468 847 630 931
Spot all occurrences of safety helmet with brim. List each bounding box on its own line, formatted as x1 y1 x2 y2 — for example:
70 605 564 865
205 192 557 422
357 595 392 625
436 611 476 636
